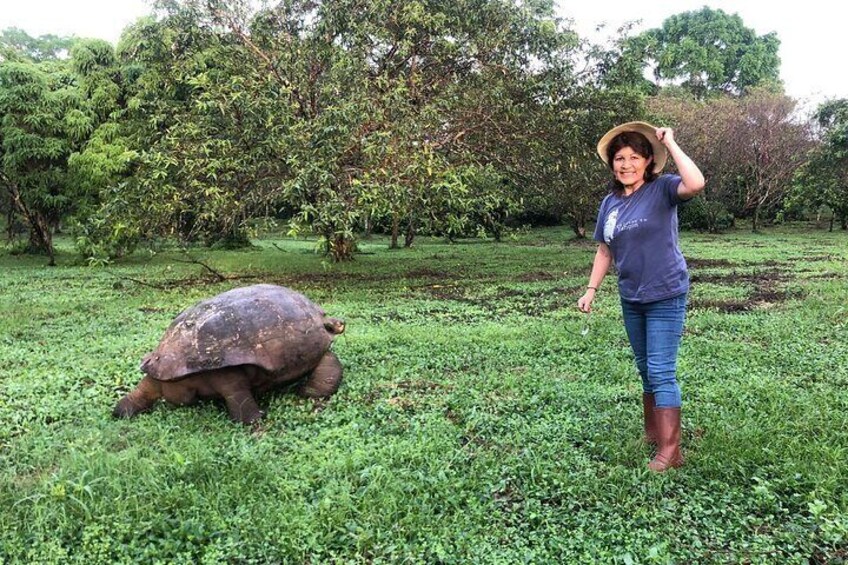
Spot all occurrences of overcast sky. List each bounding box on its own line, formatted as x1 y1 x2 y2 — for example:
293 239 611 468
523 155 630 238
560 0 844 108
1 0 844 108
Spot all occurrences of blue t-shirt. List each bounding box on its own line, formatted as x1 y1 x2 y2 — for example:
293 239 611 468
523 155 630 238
592 174 689 303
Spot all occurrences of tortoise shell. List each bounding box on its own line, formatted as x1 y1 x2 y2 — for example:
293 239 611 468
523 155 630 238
141 284 341 381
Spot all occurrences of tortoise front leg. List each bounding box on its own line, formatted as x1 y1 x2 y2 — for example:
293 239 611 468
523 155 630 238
298 351 343 398
210 368 264 424
113 376 162 418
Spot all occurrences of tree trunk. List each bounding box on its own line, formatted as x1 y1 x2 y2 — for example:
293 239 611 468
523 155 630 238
390 215 399 249
571 218 586 238
363 211 372 238
5 207 15 242
3 175 56 262
28 222 55 266
752 206 760 232
404 220 415 248
330 234 355 261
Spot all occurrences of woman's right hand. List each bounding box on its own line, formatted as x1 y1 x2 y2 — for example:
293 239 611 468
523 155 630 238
577 290 596 313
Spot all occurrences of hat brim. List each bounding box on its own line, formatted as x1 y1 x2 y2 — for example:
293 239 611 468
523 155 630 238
597 121 668 174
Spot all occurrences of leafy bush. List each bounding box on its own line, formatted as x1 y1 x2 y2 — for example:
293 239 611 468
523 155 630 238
679 198 734 232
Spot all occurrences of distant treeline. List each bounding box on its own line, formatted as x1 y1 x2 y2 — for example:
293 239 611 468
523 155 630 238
0 2 846 264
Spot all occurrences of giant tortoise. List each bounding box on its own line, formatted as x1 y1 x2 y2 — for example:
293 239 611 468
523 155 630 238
114 284 345 423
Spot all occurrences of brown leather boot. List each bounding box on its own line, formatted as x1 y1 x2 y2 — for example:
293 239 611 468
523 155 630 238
642 393 657 445
648 407 683 472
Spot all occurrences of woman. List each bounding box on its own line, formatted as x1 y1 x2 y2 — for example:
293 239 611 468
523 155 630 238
577 121 705 472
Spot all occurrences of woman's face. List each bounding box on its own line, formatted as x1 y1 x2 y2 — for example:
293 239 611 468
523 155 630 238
613 146 652 189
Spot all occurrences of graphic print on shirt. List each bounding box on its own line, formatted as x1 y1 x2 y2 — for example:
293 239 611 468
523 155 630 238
603 200 648 245
603 207 618 244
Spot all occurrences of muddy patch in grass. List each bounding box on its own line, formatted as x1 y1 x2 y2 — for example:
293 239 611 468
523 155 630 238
517 271 559 282
687 258 739 269
419 283 583 317
690 268 789 286
796 254 841 262
803 271 843 280
404 267 456 280
689 299 753 313
689 265 806 312
278 271 395 286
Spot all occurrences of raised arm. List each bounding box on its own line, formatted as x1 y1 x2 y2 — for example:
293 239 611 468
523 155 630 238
656 127 705 200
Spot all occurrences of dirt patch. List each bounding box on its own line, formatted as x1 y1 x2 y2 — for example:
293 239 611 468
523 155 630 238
804 272 842 280
497 285 582 301
124 264 574 296
689 267 806 312
688 299 752 313
445 408 464 425
394 379 446 393
516 271 558 282
566 237 599 249
404 267 454 280
751 287 802 303
419 283 583 317
798 254 840 262
386 396 416 411
277 271 394 286
755 259 792 268
120 270 375 292
687 258 739 269
421 284 468 302
690 269 788 285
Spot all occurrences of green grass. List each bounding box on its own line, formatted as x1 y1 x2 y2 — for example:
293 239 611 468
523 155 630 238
1 225 847 563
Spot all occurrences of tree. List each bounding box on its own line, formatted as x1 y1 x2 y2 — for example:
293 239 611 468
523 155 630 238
650 87 813 232
789 99 848 230
0 57 91 264
581 22 656 96
470 79 642 237
0 27 74 62
67 38 139 259
735 88 813 231
118 0 579 260
648 90 740 232
0 32 132 263
532 85 643 237
0 29 82 262
640 8 781 98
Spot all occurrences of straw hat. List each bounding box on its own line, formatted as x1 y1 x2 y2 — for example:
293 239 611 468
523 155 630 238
596 121 668 174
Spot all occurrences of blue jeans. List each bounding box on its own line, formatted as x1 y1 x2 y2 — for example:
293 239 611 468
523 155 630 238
620 293 687 408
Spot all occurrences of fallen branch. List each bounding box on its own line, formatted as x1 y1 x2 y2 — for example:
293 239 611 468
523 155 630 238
107 271 170 291
174 255 227 282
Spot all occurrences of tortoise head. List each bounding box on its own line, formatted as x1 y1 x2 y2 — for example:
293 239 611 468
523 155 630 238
140 352 155 373
323 317 345 335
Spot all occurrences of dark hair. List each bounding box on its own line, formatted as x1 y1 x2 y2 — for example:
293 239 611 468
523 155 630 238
606 131 658 193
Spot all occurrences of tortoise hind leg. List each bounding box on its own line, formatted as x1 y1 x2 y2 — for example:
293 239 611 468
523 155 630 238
299 351 343 398
209 368 264 424
113 376 162 418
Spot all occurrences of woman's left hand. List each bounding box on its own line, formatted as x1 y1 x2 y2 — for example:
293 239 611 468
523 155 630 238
655 127 675 147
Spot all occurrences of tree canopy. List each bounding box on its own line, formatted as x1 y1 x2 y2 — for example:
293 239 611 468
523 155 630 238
638 7 781 98
0 3 834 265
